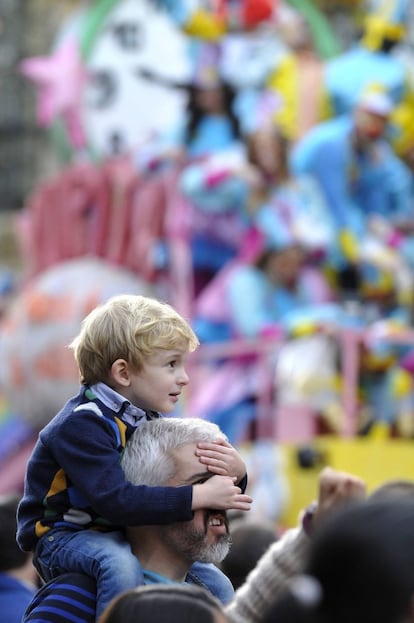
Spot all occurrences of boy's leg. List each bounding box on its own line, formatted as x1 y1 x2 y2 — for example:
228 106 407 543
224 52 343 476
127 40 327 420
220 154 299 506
35 529 144 619
186 561 235 604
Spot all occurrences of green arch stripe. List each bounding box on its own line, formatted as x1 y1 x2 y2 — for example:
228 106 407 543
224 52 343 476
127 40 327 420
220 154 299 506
57 0 340 159
286 0 341 59
80 0 120 59
80 0 341 61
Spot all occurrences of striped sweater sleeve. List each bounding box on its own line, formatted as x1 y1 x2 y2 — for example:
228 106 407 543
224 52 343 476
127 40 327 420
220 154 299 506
23 573 96 623
225 527 309 623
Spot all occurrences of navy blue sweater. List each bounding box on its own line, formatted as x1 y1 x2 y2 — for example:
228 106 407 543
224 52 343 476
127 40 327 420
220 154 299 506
17 385 193 552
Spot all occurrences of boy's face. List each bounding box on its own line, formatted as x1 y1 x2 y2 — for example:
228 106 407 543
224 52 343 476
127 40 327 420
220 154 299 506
124 340 190 414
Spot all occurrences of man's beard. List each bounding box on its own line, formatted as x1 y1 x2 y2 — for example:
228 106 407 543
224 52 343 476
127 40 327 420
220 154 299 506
160 511 231 565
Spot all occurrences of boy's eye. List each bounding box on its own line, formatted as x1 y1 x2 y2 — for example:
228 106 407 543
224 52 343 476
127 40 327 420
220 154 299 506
168 360 176 368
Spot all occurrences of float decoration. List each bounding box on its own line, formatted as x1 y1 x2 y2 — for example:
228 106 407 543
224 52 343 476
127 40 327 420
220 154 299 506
19 37 88 149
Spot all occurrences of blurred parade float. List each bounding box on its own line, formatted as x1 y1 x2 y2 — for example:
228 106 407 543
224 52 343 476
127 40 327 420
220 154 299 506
1 0 414 528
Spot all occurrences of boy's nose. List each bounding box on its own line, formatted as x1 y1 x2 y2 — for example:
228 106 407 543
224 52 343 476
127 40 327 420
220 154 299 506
178 369 189 385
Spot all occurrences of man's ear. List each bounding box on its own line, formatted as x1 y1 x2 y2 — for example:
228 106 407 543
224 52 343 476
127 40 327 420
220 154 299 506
111 359 131 387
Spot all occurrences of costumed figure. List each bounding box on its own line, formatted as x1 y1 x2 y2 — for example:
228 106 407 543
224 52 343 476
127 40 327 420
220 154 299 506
290 87 414 307
187 114 343 443
341 262 414 434
136 40 246 301
136 40 243 170
323 0 414 119
264 6 328 143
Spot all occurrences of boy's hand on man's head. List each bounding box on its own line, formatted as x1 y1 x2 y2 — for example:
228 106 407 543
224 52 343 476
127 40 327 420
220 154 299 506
195 439 247 483
192 475 252 512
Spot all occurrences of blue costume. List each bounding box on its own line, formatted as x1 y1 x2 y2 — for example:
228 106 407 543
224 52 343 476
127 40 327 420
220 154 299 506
322 0 412 113
189 167 342 441
137 113 242 171
291 116 412 232
324 44 409 118
179 146 250 276
290 114 414 285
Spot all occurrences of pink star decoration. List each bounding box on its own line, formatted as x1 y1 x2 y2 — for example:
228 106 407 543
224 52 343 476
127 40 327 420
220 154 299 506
20 37 88 149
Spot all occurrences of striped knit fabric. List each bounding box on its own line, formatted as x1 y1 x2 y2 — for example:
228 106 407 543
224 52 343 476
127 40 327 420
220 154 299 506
23 573 96 623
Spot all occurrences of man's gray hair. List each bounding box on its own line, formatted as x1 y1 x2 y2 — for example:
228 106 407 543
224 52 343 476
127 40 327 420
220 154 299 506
121 417 227 485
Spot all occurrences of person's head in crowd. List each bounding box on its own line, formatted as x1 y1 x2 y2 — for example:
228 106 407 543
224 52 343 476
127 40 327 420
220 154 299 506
121 417 233 577
98 584 228 623
370 478 414 502
219 519 278 589
261 498 414 623
245 124 290 184
277 6 314 53
239 221 305 292
185 80 240 143
69 294 199 411
237 89 291 186
353 88 393 149
0 494 38 623
0 494 31 574
255 241 304 290
185 42 241 146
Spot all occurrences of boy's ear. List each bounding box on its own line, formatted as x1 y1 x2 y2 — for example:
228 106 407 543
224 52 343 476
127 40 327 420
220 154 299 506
111 359 130 387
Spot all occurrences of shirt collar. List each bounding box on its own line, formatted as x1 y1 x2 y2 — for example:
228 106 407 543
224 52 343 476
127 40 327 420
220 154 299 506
143 569 180 585
90 382 150 425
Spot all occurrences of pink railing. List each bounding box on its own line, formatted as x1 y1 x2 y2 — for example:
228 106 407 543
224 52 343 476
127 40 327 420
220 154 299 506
187 328 414 442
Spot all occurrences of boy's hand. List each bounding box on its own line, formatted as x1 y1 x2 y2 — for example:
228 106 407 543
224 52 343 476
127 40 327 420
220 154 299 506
192 475 252 512
196 439 247 483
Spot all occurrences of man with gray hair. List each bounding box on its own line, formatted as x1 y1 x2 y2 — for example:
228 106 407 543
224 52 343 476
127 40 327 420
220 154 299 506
120 416 235 586
23 416 244 622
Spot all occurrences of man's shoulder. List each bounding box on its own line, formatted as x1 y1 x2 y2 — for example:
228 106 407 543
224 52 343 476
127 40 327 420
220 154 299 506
307 117 350 145
23 573 96 623
292 117 350 165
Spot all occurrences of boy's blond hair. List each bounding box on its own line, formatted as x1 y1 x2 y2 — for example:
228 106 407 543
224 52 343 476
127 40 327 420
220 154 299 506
69 295 199 385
